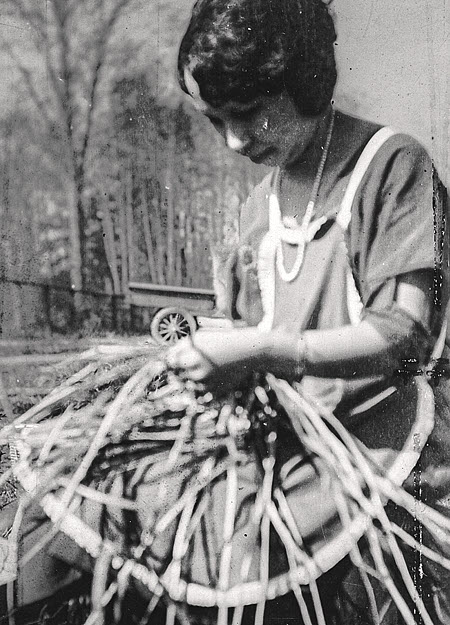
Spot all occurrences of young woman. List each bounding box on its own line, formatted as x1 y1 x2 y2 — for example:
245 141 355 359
166 0 450 622
4 2 449 624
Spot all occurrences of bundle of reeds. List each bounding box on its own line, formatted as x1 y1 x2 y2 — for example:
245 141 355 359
1 343 450 625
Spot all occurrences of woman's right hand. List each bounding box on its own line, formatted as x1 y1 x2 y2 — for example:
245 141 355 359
165 335 215 383
165 327 269 389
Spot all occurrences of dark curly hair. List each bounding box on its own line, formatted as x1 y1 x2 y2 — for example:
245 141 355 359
178 0 337 116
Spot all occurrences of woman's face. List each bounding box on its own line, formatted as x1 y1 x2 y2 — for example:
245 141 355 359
184 69 323 168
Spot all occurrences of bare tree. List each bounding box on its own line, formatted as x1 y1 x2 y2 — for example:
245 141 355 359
1 0 140 299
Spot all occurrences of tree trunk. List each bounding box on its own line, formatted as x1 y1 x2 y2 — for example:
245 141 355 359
66 160 85 324
164 115 176 285
152 193 166 285
125 163 135 282
118 192 130 307
100 199 121 295
140 189 158 283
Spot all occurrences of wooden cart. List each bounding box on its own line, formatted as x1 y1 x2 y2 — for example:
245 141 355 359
129 281 229 344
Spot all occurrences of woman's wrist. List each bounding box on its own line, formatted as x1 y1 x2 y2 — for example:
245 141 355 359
295 334 307 379
264 328 307 379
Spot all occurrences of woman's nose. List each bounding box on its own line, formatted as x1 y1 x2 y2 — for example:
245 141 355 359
225 126 249 153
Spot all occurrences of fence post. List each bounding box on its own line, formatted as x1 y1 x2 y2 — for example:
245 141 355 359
112 294 118 333
43 283 52 333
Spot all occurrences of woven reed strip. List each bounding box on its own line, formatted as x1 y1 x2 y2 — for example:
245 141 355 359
231 516 261 625
254 432 277 625
284 541 315 625
391 522 450 569
273 489 319 570
35 393 112 469
217 464 238 625
165 461 214 602
91 547 114 624
37 406 78 464
137 594 161 625
47 362 99 392
52 346 156 378
298 395 435 624
57 478 139 511
265 500 326 625
333 486 382 625
166 602 177 625
366 525 418 625
273 485 331 625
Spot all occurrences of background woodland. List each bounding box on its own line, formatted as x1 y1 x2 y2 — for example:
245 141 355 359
0 0 264 336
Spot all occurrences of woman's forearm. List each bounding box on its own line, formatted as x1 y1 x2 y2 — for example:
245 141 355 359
265 318 429 379
265 271 435 380
303 321 404 378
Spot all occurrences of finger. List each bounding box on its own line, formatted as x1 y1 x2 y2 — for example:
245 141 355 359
180 349 206 369
174 355 215 383
164 349 177 370
165 338 194 369
187 362 214 382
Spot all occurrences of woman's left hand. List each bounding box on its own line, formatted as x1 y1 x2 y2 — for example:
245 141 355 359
165 327 268 387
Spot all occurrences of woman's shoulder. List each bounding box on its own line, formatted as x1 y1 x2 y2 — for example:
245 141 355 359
338 111 432 172
372 131 432 174
362 130 433 203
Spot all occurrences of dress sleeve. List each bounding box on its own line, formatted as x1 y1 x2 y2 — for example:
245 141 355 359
350 134 446 310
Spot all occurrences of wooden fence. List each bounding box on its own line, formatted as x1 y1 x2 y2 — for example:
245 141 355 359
0 278 127 337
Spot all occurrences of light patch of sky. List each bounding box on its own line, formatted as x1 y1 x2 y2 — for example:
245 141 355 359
333 0 448 179
0 9 46 115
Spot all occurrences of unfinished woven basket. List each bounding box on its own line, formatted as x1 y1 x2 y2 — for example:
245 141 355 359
2 343 450 625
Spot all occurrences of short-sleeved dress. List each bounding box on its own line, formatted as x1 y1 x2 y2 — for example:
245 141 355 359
228 122 450 623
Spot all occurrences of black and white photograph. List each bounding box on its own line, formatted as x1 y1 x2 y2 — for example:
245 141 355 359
0 1 449 623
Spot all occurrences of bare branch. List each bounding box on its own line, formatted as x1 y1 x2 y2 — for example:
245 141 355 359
1 3 51 74
50 0 77 30
80 0 136 169
47 0 78 173
3 0 47 31
3 43 60 135
2 2 68 113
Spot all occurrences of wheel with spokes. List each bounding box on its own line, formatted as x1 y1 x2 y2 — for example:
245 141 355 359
150 307 197 345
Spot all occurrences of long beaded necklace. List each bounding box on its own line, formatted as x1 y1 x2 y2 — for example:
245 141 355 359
274 109 335 282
